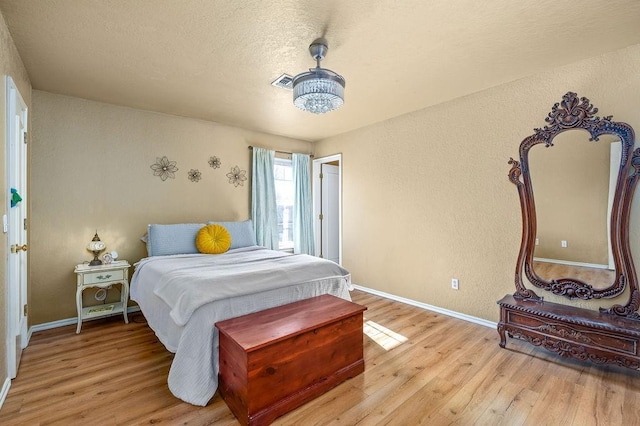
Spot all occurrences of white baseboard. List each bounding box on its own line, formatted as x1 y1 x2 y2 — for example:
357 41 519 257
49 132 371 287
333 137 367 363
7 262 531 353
27 306 141 341
352 284 497 329
534 257 610 270
0 377 10 412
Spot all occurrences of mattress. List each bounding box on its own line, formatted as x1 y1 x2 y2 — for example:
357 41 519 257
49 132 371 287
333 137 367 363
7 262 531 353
130 246 351 406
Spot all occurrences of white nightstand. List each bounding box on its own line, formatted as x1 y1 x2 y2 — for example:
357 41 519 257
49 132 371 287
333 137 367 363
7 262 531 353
74 260 130 334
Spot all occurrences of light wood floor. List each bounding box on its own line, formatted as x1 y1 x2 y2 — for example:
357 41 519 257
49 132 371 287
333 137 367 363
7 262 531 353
2 290 640 425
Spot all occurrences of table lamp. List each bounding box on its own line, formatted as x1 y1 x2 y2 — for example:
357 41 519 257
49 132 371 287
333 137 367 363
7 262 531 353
87 232 106 266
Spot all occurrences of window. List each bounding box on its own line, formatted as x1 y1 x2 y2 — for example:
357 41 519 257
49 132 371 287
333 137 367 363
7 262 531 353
274 157 294 250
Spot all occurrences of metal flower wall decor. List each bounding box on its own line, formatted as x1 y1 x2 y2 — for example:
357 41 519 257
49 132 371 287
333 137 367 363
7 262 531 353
188 169 202 182
226 166 247 187
208 156 221 169
151 156 178 181
150 154 248 189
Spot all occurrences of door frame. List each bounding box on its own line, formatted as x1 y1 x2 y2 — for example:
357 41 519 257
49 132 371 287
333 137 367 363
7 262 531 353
5 76 28 379
312 154 342 265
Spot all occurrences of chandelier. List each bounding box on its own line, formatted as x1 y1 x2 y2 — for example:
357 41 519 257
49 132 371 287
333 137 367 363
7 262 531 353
292 38 345 114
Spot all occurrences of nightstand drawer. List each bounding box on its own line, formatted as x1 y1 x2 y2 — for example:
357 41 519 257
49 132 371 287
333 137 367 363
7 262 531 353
83 269 125 284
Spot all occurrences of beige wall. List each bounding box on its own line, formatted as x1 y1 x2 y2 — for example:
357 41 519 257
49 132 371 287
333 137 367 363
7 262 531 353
30 92 311 325
0 9 31 391
314 44 640 321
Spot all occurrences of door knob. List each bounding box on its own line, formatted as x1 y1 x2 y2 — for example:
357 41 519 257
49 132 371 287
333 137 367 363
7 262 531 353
11 244 27 253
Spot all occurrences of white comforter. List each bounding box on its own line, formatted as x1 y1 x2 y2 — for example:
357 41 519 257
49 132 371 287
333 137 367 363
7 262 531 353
130 246 352 406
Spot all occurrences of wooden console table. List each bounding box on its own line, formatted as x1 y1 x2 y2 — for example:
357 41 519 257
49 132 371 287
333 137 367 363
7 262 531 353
498 295 640 369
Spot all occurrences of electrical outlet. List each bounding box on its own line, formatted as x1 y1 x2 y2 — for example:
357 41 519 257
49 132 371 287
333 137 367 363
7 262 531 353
561 240 568 248
535 238 539 245
451 278 459 290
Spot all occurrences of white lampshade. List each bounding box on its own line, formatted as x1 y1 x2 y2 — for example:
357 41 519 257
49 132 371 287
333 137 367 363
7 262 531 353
87 240 106 252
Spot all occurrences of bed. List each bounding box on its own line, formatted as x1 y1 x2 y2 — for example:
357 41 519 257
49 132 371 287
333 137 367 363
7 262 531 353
130 221 352 406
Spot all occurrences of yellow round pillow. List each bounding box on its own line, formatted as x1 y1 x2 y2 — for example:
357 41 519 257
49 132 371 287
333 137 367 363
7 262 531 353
195 224 231 254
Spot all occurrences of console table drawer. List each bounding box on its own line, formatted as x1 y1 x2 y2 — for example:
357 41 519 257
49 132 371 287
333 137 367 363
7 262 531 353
498 295 640 369
505 310 637 355
82 269 125 285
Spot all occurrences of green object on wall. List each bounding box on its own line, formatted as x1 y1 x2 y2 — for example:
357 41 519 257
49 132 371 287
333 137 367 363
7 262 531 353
10 187 22 208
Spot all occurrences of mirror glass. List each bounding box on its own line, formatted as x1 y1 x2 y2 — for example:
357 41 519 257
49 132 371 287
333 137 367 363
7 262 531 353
528 130 620 289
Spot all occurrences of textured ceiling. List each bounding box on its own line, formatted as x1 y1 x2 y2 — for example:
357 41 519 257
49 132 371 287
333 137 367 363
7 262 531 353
1 0 640 141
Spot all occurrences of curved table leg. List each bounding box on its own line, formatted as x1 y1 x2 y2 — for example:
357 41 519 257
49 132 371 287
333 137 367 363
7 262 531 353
76 287 83 334
122 280 129 324
497 322 507 348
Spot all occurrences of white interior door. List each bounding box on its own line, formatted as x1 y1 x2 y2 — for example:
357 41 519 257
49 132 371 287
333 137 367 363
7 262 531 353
6 76 28 379
321 164 340 263
313 155 342 265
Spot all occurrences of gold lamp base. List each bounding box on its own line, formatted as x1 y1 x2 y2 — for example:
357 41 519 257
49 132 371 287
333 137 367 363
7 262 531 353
89 252 103 266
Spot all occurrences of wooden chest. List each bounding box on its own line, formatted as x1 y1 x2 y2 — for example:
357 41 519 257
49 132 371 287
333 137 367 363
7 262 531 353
216 294 367 426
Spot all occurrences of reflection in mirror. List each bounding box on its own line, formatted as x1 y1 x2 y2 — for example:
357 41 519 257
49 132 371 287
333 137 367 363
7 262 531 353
528 131 620 289
532 261 615 288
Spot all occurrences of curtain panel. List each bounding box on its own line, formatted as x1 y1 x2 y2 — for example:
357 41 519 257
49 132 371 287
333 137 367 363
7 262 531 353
293 153 315 255
251 147 278 249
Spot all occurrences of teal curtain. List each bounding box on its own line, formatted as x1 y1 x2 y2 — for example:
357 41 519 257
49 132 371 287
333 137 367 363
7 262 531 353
251 147 278 249
292 153 315 255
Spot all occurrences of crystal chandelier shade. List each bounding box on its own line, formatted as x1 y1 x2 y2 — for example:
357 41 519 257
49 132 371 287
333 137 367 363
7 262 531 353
292 38 345 114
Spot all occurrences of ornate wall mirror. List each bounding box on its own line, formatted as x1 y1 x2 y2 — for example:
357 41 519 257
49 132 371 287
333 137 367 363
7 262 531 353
508 92 640 315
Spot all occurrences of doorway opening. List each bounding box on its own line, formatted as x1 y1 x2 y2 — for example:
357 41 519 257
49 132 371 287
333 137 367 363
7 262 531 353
312 154 342 264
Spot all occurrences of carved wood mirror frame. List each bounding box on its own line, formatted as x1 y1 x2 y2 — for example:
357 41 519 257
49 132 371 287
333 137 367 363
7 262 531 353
509 92 640 317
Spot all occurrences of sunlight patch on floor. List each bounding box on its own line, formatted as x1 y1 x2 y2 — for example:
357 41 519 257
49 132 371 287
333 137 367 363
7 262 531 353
363 319 408 350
